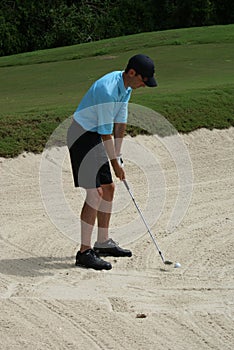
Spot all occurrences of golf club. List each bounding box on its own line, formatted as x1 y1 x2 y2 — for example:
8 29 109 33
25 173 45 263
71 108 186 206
123 179 173 265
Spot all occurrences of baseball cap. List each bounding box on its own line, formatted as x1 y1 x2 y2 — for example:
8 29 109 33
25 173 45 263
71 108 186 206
126 54 157 87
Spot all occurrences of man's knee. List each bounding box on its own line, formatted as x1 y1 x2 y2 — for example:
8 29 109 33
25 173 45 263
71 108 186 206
101 183 115 201
85 187 103 209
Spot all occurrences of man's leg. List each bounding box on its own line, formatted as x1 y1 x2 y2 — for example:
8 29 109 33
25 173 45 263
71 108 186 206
77 186 112 270
94 182 132 257
97 183 115 243
80 187 103 252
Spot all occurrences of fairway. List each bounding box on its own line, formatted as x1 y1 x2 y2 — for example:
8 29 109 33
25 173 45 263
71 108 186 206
0 25 234 156
1 43 233 114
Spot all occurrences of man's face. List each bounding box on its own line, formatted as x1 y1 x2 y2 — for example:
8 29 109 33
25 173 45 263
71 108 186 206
127 69 147 89
131 74 147 89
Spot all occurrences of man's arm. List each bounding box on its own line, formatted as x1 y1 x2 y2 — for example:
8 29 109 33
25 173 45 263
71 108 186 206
101 134 125 180
113 123 126 156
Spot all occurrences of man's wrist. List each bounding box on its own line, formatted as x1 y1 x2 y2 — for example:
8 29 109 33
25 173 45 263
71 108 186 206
111 158 119 167
116 154 124 167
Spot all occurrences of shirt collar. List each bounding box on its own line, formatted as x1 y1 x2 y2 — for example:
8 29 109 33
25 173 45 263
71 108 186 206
119 71 131 94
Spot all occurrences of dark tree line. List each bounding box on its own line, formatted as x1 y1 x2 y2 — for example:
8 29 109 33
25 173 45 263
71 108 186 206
0 0 233 56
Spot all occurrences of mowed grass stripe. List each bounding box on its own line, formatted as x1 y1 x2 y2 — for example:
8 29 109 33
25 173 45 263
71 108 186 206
0 25 233 157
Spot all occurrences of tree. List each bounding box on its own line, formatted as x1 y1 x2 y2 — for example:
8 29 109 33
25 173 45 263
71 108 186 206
0 0 233 57
212 0 234 24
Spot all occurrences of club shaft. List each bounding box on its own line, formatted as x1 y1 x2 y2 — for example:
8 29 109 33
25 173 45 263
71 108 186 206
123 179 165 263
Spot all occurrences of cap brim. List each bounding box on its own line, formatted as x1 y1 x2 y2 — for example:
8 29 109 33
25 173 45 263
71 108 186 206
145 76 157 87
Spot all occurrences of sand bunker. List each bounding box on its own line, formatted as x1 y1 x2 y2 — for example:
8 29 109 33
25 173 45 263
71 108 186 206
0 128 233 349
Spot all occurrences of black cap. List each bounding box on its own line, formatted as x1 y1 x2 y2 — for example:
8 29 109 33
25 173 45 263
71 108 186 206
126 54 157 87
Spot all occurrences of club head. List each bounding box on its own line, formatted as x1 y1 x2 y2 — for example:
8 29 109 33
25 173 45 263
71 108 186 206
164 260 173 265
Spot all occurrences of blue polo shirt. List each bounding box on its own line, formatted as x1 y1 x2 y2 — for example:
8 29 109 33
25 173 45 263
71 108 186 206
74 71 132 135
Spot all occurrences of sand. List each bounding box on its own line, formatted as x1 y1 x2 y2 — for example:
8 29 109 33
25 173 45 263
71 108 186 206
0 128 233 349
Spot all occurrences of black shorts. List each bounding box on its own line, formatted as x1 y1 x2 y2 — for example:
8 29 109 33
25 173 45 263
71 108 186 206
67 120 113 189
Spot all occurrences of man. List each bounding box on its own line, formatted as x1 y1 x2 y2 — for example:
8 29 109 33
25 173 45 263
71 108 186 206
67 54 157 270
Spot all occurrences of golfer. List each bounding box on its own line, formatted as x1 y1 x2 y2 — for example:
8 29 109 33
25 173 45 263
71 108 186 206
67 54 157 270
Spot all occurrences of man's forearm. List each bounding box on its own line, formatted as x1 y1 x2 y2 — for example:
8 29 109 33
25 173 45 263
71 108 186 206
101 134 117 162
114 123 126 155
101 133 125 180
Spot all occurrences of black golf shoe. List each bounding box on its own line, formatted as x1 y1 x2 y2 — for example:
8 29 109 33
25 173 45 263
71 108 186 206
75 249 112 270
94 238 132 257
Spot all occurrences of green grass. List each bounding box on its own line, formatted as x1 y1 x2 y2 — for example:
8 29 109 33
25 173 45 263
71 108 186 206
0 24 234 157
0 24 234 68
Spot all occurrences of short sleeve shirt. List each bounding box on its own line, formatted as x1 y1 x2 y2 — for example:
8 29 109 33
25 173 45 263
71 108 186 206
74 71 132 135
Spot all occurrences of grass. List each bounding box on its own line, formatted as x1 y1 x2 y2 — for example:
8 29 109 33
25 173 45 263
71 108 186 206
0 24 234 68
0 24 234 157
134 86 234 132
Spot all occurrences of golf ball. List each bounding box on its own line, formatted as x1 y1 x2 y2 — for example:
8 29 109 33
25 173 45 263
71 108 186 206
174 262 181 268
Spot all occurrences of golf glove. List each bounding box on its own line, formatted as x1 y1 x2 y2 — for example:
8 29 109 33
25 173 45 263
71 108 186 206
116 154 124 167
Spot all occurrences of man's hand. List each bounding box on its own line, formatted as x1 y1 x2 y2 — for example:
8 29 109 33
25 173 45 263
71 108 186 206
111 159 125 180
